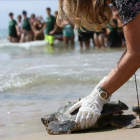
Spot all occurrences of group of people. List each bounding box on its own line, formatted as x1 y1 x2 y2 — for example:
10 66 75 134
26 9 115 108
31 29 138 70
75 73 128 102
78 5 125 49
8 6 125 48
8 7 75 46
8 9 48 43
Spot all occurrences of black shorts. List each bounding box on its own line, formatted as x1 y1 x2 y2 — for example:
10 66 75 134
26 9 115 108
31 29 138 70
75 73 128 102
9 33 18 38
88 32 94 39
95 29 105 36
78 32 93 42
111 0 140 25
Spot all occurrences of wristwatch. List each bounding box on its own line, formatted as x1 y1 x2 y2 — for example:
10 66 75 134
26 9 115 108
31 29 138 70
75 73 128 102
97 86 110 99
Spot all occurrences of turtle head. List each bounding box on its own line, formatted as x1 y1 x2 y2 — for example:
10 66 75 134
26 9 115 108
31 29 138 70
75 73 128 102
41 113 57 127
41 118 47 126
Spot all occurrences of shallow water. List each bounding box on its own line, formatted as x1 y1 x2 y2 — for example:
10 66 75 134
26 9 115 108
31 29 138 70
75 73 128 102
0 41 139 139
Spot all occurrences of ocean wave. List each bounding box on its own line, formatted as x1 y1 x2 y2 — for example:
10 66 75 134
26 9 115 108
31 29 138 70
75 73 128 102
1 65 140 91
0 65 110 91
0 41 48 49
0 40 63 50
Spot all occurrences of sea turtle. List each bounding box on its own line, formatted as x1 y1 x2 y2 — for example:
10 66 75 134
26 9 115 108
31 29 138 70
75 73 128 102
41 100 137 135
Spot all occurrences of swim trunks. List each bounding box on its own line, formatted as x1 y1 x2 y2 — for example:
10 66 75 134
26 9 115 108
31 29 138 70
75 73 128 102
78 28 90 42
94 28 106 36
45 34 54 45
111 0 140 25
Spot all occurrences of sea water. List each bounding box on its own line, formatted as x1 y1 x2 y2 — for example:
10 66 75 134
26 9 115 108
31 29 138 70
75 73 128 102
0 31 139 139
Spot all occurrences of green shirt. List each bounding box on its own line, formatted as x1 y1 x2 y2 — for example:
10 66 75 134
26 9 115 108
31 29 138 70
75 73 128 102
45 15 56 35
22 18 31 31
78 28 82 33
108 19 118 37
9 20 17 37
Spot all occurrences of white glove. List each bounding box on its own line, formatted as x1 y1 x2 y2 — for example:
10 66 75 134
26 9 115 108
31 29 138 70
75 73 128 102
69 77 109 129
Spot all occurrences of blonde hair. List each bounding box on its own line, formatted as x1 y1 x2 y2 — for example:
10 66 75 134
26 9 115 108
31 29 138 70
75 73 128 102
57 0 112 32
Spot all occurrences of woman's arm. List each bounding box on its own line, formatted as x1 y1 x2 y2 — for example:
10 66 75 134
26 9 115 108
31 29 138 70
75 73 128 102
101 12 140 95
30 22 37 33
15 25 20 36
49 24 58 35
37 23 46 34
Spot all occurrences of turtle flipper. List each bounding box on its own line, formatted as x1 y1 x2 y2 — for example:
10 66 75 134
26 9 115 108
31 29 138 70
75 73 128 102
41 113 57 127
109 115 137 128
47 120 76 135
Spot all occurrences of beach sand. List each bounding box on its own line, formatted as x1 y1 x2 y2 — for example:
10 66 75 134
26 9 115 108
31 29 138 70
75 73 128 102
2 127 140 140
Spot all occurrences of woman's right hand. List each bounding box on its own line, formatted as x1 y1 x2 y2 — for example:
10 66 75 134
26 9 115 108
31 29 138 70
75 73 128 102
69 77 109 129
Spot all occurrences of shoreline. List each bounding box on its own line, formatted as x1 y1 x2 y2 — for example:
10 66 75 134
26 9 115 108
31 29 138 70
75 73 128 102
2 127 140 140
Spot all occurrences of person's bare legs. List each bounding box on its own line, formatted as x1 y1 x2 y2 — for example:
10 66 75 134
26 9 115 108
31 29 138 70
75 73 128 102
20 33 25 43
79 41 83 49
101 12 140 95
8 36 18 43
8 36 12 42
98 33 106 48
25 34 33 42
85 40 90 49
12 37 18 43
63 36 69 45
71 35 75 46
92 34 95 47
94 33 100 48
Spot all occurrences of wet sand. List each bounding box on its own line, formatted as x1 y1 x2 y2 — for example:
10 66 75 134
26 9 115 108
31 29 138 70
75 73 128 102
2 127 140 140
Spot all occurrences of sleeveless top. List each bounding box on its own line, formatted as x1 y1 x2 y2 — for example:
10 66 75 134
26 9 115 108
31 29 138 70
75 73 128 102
111 0 140 25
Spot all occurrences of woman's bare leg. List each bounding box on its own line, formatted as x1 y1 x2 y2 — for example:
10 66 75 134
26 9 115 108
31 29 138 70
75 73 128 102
94 34 100 48
63 36 69 45
101 12 140 95
25 34 33 42
20 34 25 43
79 41 83 49
98 33 106 48
85 41 90 49
9 37 12 43
12 37 18 43
71 35 75 45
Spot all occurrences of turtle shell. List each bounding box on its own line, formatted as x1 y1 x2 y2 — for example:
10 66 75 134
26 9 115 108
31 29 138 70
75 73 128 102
55 100 128 121
41 100 130 134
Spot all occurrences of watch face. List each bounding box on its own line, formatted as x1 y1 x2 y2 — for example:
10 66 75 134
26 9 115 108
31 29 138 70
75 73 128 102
101 92 108 99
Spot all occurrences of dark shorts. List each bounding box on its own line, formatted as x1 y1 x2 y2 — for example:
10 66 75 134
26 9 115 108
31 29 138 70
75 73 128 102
9 33 18 38
95 32 103 36
111 0 140 25
78 32 94 42
118 32 125 40
95 29 105 36
88 32 94 39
